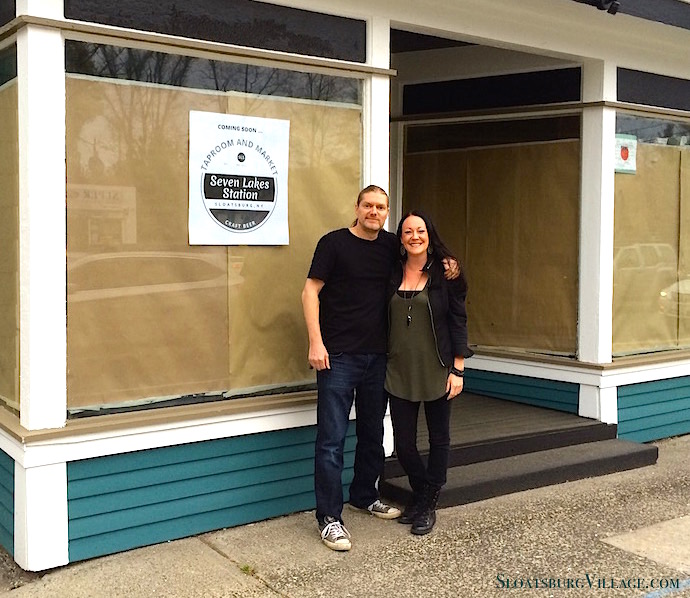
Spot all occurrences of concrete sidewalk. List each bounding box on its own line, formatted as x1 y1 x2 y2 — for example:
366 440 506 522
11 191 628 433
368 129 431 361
1 434 689 598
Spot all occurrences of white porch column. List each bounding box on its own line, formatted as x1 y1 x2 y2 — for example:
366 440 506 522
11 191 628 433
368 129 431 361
14 461 69 571
366 17 395 455
578 59 617 419
579 384 618 424
16 0 63 19
579 59 617 365
16 21 67 430
364 16 391 191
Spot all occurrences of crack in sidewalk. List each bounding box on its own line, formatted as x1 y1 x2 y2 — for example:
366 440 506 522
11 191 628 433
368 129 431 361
197 536 293 597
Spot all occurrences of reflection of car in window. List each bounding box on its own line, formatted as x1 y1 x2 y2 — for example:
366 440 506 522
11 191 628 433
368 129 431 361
613 243 677 273
659 279 690 320
67 252 243 301
612 243 690 321
614 244 677 301
67 251 244 406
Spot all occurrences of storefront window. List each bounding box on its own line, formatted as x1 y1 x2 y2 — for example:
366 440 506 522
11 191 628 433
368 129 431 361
403 116 580 355
64 0 366 63
613 114 690 355
66 43 360 103
66 41 363 413
0 3 13 27
0 44 18 410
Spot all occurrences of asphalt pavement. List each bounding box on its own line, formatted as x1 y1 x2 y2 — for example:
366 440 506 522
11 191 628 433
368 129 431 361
0 434 689 598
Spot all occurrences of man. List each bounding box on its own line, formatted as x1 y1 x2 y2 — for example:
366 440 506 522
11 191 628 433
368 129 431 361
302 185 402 551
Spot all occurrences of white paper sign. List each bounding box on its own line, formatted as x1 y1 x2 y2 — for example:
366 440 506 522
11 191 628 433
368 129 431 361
615 134 637 174
189 111 290 245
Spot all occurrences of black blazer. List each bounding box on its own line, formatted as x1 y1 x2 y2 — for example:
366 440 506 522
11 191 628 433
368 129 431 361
387 259 474 367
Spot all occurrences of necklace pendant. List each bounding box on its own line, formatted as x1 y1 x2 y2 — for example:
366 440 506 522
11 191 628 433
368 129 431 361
407 313 412 327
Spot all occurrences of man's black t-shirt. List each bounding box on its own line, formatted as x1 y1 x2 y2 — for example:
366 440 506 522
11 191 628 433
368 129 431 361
308 228 398 354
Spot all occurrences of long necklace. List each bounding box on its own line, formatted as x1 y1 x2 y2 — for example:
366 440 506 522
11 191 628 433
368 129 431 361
402 268 426 327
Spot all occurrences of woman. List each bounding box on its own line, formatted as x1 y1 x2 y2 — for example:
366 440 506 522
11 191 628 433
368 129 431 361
385 210 473 535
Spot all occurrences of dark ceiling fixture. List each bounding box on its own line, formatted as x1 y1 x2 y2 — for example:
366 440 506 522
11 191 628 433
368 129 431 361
597 0 620 15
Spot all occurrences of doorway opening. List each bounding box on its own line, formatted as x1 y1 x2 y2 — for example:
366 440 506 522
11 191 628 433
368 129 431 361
390 29 583 359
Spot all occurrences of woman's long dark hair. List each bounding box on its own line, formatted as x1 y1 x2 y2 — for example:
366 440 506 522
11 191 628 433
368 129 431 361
396 210 456 268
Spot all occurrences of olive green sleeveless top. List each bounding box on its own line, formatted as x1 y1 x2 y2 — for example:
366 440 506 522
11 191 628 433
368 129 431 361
385 286 448 402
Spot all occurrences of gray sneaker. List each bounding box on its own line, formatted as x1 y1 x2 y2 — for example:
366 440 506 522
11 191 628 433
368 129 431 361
351 499 402 520
319 516 351 551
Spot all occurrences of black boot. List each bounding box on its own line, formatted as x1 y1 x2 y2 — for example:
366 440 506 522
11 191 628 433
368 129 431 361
411 485 441 535
399 479 425 524
399 490 422 524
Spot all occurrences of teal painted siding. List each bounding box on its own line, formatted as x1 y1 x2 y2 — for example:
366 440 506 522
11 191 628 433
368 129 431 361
0 449 13 556
68 423 356 562
618 376 690 442
465 370 579 414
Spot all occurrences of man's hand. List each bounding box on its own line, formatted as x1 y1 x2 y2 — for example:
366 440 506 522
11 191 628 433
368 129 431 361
308 340 330 371
442 257 460 280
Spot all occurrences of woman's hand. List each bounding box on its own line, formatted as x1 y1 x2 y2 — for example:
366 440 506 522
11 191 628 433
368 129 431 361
446 372 464 399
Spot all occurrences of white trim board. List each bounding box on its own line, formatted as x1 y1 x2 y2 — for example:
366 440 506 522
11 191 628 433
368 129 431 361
469 355 690 389
2 403 399 469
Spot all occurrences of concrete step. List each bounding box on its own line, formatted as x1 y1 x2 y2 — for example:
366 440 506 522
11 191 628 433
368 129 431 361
383 421 617 479
380 438 659 508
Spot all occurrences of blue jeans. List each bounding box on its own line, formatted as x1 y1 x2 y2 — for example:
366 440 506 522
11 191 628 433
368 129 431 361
314 353 387 524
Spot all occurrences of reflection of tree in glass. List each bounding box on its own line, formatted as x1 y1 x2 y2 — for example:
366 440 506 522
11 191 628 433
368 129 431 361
207 60 278 97
67 42 192 86
66 41 362 242
661 123 690 145
204 59 360 167
66 42 194 178
204 59 359 104
67 42 197 245
67 42 360 104
617 115 690 144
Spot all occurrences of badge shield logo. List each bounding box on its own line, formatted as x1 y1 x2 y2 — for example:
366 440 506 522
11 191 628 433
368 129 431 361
201 148 277 233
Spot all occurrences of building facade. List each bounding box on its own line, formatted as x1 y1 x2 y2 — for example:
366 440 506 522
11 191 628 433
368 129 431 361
0 0 689 571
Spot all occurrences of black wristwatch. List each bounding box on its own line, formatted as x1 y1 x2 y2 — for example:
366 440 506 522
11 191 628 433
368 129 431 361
450 366 464 377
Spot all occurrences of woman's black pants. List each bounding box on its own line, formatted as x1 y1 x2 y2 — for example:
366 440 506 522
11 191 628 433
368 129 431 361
389 394 452 493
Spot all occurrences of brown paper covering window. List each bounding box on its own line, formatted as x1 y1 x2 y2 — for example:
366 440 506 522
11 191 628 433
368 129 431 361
403 140 580 355
66 77 361 409
613 144 690 355
0 82 18 410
